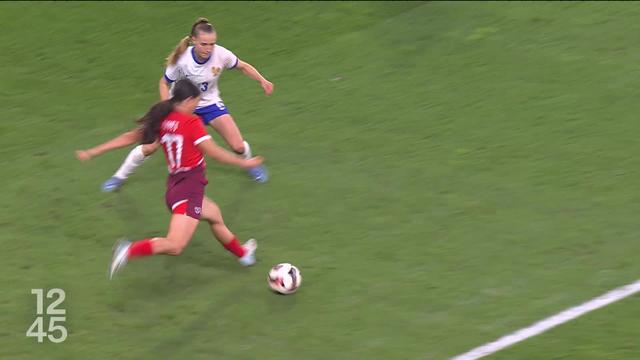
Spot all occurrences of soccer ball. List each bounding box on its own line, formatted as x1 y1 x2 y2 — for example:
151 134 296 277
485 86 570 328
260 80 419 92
268 263 302 294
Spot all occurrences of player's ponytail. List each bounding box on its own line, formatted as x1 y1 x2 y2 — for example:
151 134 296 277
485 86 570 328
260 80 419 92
166 17 216 65
138 79 202 144
166 36 191 66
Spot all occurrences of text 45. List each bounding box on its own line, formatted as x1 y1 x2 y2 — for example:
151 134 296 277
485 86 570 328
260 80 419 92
26 289 67 343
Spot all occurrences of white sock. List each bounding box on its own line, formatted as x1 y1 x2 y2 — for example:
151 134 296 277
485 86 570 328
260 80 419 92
242 141 252 160
113 145 148 179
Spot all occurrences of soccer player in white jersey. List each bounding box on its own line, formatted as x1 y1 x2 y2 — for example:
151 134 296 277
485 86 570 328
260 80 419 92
88 18 273 191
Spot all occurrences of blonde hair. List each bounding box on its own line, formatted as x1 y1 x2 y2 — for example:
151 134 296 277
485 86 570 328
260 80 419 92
166 17 216 65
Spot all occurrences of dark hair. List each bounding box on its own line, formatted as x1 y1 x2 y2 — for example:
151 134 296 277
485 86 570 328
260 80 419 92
166 17 216 65
138 79 201 143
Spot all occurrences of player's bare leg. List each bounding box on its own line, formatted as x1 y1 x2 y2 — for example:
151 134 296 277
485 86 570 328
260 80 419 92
209 114 246 155
109 214 198 279
210 114 268 183
150 214 200 255
201 196 257 266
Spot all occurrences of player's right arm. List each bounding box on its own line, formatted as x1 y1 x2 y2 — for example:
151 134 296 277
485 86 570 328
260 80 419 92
196 138 263 169
159 63 181 100
76 128 142 161
159 77 171 101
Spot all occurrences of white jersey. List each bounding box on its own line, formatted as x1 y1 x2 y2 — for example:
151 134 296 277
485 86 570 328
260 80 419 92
164 45 239 109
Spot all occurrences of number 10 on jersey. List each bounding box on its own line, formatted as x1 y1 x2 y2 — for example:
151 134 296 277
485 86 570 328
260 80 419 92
26 289 67 343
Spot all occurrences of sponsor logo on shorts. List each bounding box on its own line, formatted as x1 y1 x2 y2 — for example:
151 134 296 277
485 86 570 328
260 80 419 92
194 207 201 214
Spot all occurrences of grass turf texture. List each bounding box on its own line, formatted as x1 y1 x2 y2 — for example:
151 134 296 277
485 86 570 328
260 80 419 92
1 2 640 359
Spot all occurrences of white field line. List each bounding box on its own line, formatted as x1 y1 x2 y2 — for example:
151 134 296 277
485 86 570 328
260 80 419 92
451 279 640 360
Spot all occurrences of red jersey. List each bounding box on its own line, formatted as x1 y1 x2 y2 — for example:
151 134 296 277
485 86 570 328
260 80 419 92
159 111 211 174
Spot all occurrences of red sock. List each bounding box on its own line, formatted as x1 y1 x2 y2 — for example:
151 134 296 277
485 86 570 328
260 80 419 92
128 239 154 259
223 237 245 258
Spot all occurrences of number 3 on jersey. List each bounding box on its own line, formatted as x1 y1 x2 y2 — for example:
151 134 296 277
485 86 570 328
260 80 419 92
161 134 184 170
200 82 208 92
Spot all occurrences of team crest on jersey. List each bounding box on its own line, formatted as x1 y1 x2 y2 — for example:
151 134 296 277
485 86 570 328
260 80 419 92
211 67 221 76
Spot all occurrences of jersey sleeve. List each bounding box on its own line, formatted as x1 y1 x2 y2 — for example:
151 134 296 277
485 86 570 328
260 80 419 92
188 116 211 145
164 63 182 83
219 46 239 69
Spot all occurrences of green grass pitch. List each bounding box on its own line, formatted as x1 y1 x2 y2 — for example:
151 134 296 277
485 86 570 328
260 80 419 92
2 2 640 359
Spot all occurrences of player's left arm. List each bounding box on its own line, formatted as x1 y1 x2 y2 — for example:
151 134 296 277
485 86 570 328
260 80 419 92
235 60 274 96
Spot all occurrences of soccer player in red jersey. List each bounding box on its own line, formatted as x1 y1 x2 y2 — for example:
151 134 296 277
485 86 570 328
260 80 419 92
107 79 264 279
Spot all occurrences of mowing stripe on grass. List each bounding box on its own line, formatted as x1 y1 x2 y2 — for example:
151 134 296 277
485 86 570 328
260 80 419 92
452 279 640 360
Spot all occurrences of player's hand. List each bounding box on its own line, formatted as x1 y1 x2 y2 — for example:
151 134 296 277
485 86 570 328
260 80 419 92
243 156 264 169
261 80 274 96
76 150 92 162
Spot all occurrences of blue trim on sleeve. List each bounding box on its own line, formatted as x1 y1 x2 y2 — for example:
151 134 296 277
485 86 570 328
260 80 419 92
230 57 239 69
164 74 175 83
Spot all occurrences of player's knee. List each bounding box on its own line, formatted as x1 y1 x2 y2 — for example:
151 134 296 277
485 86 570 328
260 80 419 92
141 145 155 156
231 142 245 155
202 214 223 226
167 246 184 256
166 241 187 256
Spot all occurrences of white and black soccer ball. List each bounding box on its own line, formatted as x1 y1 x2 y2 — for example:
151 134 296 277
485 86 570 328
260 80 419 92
268 263 302 294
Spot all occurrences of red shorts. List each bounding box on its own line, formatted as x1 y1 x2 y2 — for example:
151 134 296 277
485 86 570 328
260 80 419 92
165 165 208 220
